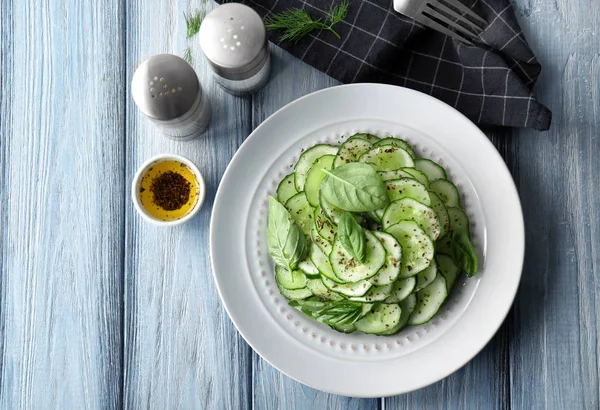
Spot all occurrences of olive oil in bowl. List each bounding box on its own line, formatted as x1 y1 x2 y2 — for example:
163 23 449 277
132 155 205 226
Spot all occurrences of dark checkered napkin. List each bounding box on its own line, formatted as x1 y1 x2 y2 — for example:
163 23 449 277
218 0 551 130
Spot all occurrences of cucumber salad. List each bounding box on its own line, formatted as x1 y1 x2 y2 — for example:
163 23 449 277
267 133 479 335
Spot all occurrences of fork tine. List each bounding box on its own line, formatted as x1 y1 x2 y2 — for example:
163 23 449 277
433 0 487 27
427 2 484 34
423 6 481 39
415 15 474 45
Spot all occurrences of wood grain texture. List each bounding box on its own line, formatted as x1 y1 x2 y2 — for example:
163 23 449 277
0 0 125 408
2 0 600 407
509 0 600 409
250 46 380 410
123 1 252 408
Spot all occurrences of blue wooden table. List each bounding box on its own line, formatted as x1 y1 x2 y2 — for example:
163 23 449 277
1 0 598 408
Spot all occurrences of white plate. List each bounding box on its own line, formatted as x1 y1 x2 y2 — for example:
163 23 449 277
210 84 524 397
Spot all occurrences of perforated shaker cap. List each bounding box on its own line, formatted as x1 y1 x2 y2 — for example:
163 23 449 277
131 54 200 121
199 3 268 81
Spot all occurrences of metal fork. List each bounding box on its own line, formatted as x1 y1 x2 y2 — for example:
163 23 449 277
394 0 487 44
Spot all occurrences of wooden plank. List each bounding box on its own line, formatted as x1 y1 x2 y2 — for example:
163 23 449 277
0 0 125 408
384 327 510 409
122 1 253 408
508 0 600 406
250 45 380 410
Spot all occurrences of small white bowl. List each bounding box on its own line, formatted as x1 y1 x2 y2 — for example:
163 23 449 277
131 153 206 226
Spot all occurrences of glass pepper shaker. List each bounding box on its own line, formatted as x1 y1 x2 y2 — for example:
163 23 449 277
131 54 212 140
199 3 271 96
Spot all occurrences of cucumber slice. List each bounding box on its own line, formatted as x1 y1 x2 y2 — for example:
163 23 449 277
384 277 416 303
277 173 298 204
437 254 461 292
396 277 417 301
355 303 401 335
382 198 441 240
430 179 460 207
305 155 335 207
298 259 320 278
414 258 437 292
401 167 430 187
359 145 415 171
428 191 450 238
370 232 401 286
284 192 315 236
447 206 470 235
332 324 356 333
408 274 448 325
311 225 332 255
314 206 337 244
436 234 453 256
360 303 375 317
386 178 431 205
294 144 338 191
414 158 447 181
330 231 386 282
277 284 313 300
309 242 342 283
378 169 413 181
275 265 308 290
322 276 373 297
379 168 430 188
349 133 380 144
380 294 417 335
306 279 345 301
349 283 394 302
374 137 416 158
334 138 373 168
401 293 417 315
386 221 435 278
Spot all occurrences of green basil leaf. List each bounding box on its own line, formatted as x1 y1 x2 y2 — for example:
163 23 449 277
451 231 478 276
289 300 364 326
320 163 389 212
267 196 308 271
337 211 366 262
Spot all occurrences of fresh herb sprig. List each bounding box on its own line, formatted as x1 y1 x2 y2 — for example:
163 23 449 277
184 10 204 39
267 196 308 273
337 212 366 262
321 162 389 212
289 299 364 327
183 47 193 65
451 231 479 276
265 0 349 43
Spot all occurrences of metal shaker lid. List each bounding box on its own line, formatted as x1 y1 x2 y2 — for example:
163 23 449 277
131 54 200 121
199 3 268 80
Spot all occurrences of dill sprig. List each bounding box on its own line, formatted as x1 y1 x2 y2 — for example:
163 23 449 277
265 9 328 42
184 10 204 38
327 0 349 27
265 0 349 43
183 47 193 65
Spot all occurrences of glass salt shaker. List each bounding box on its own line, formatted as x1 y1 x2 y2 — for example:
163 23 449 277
131 54 211 140
199 3 271 96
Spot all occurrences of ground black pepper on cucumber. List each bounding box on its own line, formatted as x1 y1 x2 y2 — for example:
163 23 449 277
267 133 479 335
